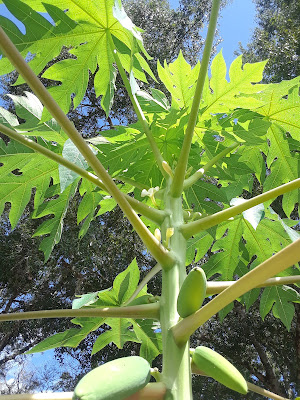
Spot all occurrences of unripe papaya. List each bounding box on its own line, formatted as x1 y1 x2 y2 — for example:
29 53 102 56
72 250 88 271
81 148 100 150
177 267 206 318
73 356 151 400
192 346 248 394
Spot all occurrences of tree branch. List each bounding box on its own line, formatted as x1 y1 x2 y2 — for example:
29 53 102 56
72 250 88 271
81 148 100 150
181 178 300 238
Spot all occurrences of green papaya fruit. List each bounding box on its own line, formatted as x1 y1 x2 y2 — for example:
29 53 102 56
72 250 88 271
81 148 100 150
192 346 248 394
73 356 151 400
177 267 206 318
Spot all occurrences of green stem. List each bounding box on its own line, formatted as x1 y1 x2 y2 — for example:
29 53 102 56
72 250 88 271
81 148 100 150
181 177 300 238
206 275 300 295
123 263 162 306
183 142 239 190
247 382 289 400
170 0 221 198
160 189 193 399
0 303 160 322
0 123 166 225
108 34 167 179
172 238 300 345
0 28 175 269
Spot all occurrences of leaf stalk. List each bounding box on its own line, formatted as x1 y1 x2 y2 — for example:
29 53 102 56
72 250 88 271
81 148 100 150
170 0 221 198
181 177 300 238
108 33 167 179
0 303 160 322
206 275 300 295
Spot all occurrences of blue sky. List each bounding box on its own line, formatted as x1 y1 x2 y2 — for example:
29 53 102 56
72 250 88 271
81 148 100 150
170 0 256 67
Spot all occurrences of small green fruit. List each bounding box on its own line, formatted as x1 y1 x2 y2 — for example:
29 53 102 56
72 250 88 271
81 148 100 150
73 356 151 400
177 267 206 318
192 346 248 394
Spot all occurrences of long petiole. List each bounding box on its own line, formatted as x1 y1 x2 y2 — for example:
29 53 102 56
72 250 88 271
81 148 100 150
108 33 167 179
247 382 289 400
206 275 300 295
183 142 239 190
172 239 300 345
0 123 166 225
170 0 221 198
181 177 300 238
123 263 162 306
191 366 288 400
0 303 160 322
0 27 175 269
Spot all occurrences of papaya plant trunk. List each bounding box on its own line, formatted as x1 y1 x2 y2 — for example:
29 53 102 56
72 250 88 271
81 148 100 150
160 182 193 399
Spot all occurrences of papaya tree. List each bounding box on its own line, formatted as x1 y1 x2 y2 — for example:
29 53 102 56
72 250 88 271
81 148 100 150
0 0 299 399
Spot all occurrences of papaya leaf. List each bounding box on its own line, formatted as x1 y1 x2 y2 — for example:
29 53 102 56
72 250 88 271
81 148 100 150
0 139 59 228
136 88 170 114
0 105 19 127
264 125 299 216
90 259 148 307
186 230 214 266
27 319 104 354
72 292 101 310
201 52 267 118
59 138 98 192
204 218 244 280
254 77 300 139
92 318 139 355
77 180 104 238
218 302 234 322
230 198 265 230
131 319 162 363
242 218 293 265
157 51 200 110
6 92 68 144
32 181 78 261
260 286 300 330
0 0 152 118
184 180 228 215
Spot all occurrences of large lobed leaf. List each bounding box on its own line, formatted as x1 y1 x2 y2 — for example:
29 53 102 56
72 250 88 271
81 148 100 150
0 0 152 117
27 259 162 363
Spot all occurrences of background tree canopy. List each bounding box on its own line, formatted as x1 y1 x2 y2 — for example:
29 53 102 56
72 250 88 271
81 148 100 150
239 0 300 83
